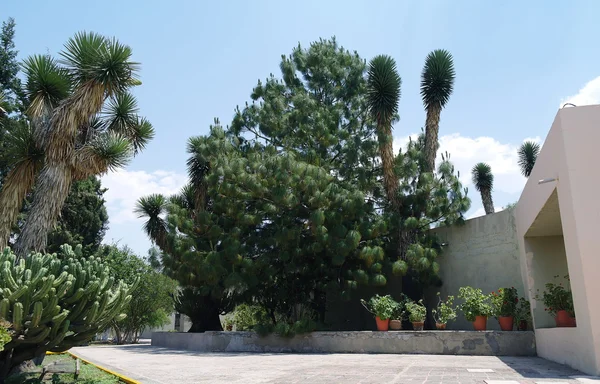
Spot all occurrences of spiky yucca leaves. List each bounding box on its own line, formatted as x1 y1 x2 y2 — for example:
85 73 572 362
421 49 455 172
10 32 152 255
518 141 540 177
0 123 44 248
367 55 401 208
0 244 133 379
472 162 495 214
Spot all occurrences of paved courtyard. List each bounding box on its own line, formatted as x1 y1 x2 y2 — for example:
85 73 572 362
71 344 599 384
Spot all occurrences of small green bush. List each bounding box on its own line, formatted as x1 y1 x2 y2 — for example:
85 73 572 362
405 299 426 322
490 287 519 317
432 292 457 324
361 295 398 320
458 286 492 321
0 320 10 352
232 304 270 331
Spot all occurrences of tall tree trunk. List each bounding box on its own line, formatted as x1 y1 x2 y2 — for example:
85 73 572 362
424 105 441 173
481 189 495 215
0 161 37 249
14 163 72 256
377 123 399 209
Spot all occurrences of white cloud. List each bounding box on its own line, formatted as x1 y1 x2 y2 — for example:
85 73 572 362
102 170 187 225
561 75 600 107
393 133 541 195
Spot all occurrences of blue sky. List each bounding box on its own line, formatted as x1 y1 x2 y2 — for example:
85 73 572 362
5 0 600 255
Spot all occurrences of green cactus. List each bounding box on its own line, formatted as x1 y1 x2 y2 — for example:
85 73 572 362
0 244 134 379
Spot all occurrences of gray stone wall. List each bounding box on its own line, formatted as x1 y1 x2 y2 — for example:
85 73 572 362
152 330 535 356
429 208 524 330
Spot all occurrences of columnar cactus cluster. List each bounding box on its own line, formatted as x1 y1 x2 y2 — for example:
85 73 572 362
0 244 133 377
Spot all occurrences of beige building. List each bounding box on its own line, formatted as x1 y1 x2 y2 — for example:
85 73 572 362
515 105 600 375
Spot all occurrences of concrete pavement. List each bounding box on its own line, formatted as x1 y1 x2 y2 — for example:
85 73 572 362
71 344 598 384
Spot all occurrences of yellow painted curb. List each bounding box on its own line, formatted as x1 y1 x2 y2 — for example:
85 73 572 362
45 351 141 384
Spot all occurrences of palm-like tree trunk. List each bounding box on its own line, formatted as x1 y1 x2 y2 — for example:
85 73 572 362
377 123 399 209
424 105 441 173
480 188 495 215
0 162 37 249
14 163 72 255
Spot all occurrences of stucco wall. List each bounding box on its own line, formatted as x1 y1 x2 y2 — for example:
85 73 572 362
429 208 524 330
524 236 569 328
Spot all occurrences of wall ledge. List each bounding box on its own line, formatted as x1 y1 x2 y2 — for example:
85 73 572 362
152 330 536 356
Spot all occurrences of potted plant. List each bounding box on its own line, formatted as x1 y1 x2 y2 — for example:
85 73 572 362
490 287 518 331
389 305 404 330
458 286 492 331
361 295 398 331
515 297 532 331
405 299 426 331
535 275 575 327
432 292 457 330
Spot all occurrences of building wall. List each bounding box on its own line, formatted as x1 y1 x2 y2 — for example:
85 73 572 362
429 208 524 330
516 105 600 375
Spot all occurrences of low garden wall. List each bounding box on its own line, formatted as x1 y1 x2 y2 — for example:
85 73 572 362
152 330 536 356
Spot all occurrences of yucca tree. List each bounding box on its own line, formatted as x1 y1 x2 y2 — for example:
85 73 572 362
518 141 540 177
366 55 401 208
472 162 495 215
0 32 154 254
420 49 455 172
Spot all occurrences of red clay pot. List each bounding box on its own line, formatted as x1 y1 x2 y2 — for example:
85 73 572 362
555 310 574 327
412 321 424 331
436 323 447 330
375 316 390 331
389 320 402 330
472 315 487 331
498 316 514 331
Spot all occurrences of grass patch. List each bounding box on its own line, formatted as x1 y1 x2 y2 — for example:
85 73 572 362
6 354 120 384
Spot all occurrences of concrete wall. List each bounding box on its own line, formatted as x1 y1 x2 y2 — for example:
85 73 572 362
429 209 524 330
152 330 536 356
140 313 190 339
524 236 569 328
516 105 600 375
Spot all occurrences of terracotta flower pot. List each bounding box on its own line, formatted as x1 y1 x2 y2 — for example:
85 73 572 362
498 316 514 331
375 316 390 331
472 315 487 331
555 310 573 327
517 320 528 331
389 319 402 330
436 323 447 330
412 321 424 331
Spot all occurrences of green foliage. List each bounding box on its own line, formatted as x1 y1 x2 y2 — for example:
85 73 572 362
0 18 26 114
367 55 401 125
432 292 457 324
420 49 455 109
232 304 270 331
471 163 493 192
490 287 519 317
535 275 574 316
458 286 492 322
0 245 133 378
0 320 10 352
361 295 398 320
96 245 177 344
138 38 469 333
405 299 426 322
515 297 532 324
518 141 540 177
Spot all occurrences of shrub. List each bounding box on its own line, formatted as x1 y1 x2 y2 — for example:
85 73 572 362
490 287 519 317
405 299 426 322
233 304 270 331
360 295 398 320
0 320 10 352
458 286 492 322
0 245 134 378
515 297 532 324
432 292 457 324
535 275 574 316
